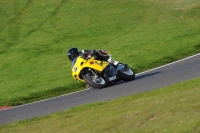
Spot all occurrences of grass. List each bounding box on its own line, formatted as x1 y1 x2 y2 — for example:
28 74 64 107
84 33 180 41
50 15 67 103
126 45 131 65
0 0 200 106
0 78 200 133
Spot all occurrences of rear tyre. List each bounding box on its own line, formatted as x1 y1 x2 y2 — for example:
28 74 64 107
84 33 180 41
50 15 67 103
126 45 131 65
82 70 107 89
119 65 135 81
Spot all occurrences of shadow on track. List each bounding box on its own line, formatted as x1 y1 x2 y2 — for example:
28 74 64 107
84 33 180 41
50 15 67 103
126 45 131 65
116 71 161 85
135 71 161 80
92 71 161 90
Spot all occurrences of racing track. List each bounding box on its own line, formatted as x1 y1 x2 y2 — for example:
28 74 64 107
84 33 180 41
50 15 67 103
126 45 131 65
0 53 200 126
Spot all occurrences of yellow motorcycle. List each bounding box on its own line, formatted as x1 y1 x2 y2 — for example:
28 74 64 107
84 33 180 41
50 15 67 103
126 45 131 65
71 56 135 89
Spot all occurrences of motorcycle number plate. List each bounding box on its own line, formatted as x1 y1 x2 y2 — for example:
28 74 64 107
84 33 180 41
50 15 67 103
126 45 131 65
109 76 116 81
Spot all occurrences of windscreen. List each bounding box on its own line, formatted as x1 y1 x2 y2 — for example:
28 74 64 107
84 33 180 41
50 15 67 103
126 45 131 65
72 57 77 67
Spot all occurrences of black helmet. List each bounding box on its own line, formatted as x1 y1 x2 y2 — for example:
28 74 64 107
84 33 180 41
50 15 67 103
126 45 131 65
67 47 79 62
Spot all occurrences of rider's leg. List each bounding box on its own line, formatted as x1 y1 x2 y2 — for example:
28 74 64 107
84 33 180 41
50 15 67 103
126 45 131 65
97 50 119 66
107 54 119 66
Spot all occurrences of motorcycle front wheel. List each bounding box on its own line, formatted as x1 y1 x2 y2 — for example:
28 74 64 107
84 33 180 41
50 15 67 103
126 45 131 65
82 69 107 89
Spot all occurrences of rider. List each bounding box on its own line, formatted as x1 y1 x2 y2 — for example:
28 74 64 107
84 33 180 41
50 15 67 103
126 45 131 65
67 47 119 66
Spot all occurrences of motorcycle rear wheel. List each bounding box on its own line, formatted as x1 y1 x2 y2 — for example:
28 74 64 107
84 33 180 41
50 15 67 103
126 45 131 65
120 65 135 81
83 72 107 89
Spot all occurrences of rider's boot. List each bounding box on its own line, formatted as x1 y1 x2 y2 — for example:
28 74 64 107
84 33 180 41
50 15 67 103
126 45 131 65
107 54 119 67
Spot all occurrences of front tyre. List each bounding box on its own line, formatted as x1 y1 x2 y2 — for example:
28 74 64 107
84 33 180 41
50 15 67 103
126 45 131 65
82 70 107 89
119 65 135 81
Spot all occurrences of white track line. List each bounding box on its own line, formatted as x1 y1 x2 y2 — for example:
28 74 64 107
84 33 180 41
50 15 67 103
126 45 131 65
137 53 200 76
1 53 200 111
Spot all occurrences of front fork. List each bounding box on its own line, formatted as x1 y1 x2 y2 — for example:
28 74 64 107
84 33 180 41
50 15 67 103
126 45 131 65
88 68 98 78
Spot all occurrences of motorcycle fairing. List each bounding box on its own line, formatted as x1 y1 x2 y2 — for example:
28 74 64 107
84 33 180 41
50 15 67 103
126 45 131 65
102 64 119 82
72 56 109 81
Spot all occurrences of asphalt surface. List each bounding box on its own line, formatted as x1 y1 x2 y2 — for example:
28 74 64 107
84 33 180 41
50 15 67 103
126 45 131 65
0 53 200 126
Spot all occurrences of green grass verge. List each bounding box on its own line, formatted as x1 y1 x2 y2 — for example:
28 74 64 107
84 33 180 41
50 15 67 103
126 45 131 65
1 78 200 133
6 83 85 106
0 0 200 106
